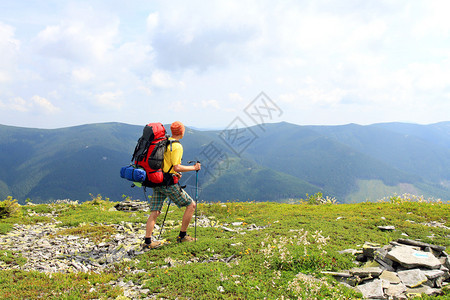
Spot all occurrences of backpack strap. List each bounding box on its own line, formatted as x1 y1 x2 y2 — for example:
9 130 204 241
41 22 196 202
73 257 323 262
166 139 181 174
168 139 180 151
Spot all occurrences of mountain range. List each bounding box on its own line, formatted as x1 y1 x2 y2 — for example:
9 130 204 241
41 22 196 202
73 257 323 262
0 121 449 204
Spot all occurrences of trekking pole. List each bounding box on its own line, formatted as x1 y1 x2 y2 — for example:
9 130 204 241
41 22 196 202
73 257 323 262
188 160 200 242
158 199 171 240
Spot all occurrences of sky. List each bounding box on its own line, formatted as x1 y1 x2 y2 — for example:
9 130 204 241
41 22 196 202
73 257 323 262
1 0 450 129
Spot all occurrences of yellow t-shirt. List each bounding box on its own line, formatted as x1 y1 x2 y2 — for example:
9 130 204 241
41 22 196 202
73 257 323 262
163 138 183 174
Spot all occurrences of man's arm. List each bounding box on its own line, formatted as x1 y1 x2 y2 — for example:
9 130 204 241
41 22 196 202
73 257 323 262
173 163 201 173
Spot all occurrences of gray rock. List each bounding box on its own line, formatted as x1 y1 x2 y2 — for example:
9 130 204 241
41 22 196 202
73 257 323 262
378 225 395 231
322 271 352 278
221 226 236 232
114 200 149 211
374 248 395 271
350 267 383 277
338 249 358 255
338 238 449 299
379 270 401 284
397 269 428 288
406 285 440 296
386 282 407 298
397 238 446 252
422 269 445 279
356 279 384 299
323 271 359 286
386 246 442 269
362 242 380 258
441 251 450 269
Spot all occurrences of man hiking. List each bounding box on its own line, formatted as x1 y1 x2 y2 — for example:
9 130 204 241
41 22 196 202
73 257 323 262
143 121 201 250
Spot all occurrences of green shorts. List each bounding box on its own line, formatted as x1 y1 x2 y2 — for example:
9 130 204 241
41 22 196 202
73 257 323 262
151 184 193 211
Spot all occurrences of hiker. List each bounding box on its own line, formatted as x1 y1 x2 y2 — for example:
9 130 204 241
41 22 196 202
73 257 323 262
143 121 201 250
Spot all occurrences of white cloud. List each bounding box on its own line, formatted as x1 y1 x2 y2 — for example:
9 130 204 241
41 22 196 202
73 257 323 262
297 87 348 107
0 22 19 58
31 95 60 113
202 99 221 109
0 97 30 112
408 62 450 91
147 2 261 70
32 7 119 63
2 1 450 128
228 93 244 103
168 100 185 113
0 95 58 113
0 71 10 83
95 91 124 110
72 68 94 82
146 12 159 33
412 0 450 38
150 70 180 89
0 22 20 82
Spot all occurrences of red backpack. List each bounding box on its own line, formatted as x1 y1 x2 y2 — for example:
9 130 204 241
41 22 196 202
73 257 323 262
131 123 179 187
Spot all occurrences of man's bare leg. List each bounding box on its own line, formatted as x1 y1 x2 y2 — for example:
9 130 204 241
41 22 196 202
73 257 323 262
180 202 196 232
145 210 161 239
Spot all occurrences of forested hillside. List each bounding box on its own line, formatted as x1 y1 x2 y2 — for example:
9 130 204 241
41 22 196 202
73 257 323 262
0 121 449 203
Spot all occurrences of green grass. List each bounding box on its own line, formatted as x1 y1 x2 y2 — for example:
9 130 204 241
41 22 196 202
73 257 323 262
0 270 122 299
0 195 449 299
0 250 26 267
52 224 117 243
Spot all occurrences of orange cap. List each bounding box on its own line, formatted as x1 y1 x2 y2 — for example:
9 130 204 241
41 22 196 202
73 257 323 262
170 121 185 136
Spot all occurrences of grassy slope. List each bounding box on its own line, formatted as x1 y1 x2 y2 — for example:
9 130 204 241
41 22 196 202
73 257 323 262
0 196 449 299
346 179 423 203
200 157 322 202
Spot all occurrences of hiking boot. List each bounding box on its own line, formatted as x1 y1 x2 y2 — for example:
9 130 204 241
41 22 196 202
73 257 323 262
177 235 197 243
142 240 163 250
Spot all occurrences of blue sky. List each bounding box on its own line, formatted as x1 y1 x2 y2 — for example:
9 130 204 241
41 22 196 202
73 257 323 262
1 0 449 129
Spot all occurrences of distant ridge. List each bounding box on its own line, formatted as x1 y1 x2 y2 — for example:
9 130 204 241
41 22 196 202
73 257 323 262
0 121 448 204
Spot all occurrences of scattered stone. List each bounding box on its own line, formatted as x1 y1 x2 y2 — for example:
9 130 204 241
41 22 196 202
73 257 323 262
378 225 395 231
379 270 401 284
421 221 450 230
330 239 450 299
221 226 236 232
422 269 445 280
114 200 149 211
406 285 440 297
0 221 147 274
386 246 442 269
397 269 428 288
338 248 358 255
350 267 383 278
386 282 407 298
322 271 359 286
356 279 384 299
397 238 447 252
362 242 380 259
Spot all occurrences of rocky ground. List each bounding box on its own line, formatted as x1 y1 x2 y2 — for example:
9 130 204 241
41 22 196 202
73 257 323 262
0 200 268 299
1 200 448 299
327 239 450 299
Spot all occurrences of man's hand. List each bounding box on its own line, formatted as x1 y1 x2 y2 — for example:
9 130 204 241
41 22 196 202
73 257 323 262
194 162 201 171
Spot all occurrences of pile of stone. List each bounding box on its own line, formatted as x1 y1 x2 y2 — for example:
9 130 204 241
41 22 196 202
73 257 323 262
0 221 147 273
114 200 149 212
325 239 449 299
